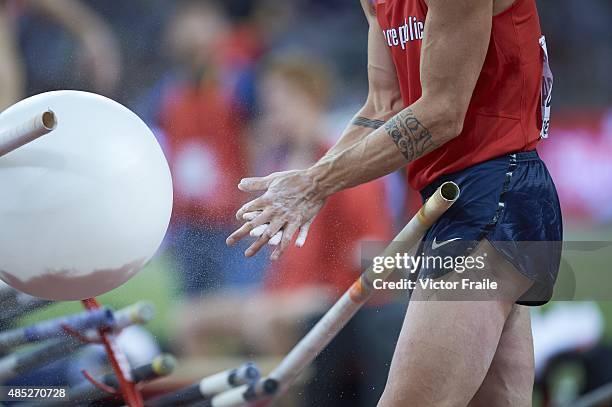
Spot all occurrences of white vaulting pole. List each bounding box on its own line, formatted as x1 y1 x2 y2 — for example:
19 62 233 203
209 181 461 407
0 110 57 157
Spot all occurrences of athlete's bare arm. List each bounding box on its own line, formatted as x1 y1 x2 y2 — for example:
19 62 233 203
313 0 493 188
325 0 403 157
228 0 494 259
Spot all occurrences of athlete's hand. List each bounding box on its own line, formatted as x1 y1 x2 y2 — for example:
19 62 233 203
226 170 325 260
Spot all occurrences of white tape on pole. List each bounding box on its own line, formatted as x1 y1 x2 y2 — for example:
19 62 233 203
0 110 57 157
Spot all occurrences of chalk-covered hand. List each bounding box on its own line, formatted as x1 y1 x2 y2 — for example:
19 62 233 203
226 170 325 260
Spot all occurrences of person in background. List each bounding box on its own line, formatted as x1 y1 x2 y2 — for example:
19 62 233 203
0 0 120 108
26 0 121 95
0 1 24 110
0 0 120 109
160 1 265 295
174 54 406 406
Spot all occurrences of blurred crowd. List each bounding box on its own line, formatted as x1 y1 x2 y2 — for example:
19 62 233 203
1 0 611 405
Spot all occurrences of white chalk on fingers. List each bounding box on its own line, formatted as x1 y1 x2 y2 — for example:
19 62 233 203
250 224 268 237
295 221 312 248
269 231 283 246
243 211 261 221
248 222 283 246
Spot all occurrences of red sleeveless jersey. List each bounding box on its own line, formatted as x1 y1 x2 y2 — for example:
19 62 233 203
375 0 545 191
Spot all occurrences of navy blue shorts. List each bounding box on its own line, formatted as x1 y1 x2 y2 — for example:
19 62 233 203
418 150 563 306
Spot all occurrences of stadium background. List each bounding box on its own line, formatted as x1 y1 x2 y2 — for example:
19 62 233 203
1 0 611 405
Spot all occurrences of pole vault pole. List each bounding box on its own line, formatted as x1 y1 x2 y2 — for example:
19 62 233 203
208 181 461 407
0 110 57 157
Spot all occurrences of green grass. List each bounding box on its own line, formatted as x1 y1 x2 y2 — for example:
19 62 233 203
551 226 612 340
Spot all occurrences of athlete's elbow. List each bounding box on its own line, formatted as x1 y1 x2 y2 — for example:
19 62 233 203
433 107 465 144
448 113 466 140
422 90 469 143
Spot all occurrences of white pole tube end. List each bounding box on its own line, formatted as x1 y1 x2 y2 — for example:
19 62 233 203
0 110 58 157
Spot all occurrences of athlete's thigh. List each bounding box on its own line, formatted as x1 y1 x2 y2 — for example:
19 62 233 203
377 299 510 407
378 240 533 407
468 304 534 407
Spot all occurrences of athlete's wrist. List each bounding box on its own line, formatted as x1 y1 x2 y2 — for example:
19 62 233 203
306 157 345 199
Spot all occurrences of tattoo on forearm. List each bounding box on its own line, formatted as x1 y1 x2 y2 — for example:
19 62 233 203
352 116 385 129
385 108 439 161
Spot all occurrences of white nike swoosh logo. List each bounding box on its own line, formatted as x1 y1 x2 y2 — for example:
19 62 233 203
431 237 461 250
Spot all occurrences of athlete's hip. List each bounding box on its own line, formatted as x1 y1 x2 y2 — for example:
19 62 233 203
419 149 563 244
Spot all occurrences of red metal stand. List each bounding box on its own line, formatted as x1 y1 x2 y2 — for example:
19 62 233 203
81 297 144 407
